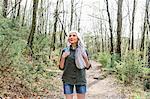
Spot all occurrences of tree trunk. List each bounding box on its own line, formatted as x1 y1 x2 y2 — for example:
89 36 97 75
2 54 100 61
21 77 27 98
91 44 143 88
27 0 39 53
94 35 100 52
59 0 65 47
126 0 131 50
145 0 149 69
116 0 123 59
2 0 8 18
13 0 17 19
58 10 67 47
140 0 149 51
100 21 104 52
148 46 150 68
77 0 83 32
104 24 108 52
22 0 27 26
7 0 21 18
16 0 22 18
131 0 136 50
105 0 113 54
39 0 44 34
45 0 50 35
51 0 59 51
70 0 74 31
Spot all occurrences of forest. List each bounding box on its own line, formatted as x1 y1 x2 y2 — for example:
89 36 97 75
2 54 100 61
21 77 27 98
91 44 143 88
0 0 150 98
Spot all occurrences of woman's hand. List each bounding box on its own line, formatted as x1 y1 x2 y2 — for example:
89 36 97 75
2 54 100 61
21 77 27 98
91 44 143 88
85 64 91 70
62 51 70 58
59 51 70 70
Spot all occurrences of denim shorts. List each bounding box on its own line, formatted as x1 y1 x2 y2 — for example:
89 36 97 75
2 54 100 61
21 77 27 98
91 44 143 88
63 83 87 94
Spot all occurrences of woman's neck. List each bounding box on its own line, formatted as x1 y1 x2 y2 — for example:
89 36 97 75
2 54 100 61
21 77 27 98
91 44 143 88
71 43 77 49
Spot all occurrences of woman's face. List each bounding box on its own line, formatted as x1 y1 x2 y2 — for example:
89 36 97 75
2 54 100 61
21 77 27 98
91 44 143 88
68 32 78 45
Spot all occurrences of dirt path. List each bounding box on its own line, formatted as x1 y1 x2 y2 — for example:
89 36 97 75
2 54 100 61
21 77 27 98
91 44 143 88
51 60 128 99
86 60 127 99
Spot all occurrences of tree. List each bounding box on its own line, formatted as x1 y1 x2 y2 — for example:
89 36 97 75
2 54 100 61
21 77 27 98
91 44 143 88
2 0 8 18
27 0 39 53
51 0 59 51
105 0 113 54
70 0 74 31
126 0 132 50
140 0 149 51
100 20 104 52
6 0 21 18
131 0 136 50
16 0 22 18
59 0 65 47
77 0 83 32
38 0 45 34
58 0 67 47
145 0 150 67
116 0 123 59
22 0 27 26
13 0 17 19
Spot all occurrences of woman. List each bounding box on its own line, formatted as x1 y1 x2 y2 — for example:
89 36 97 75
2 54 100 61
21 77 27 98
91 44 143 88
59 31 91 99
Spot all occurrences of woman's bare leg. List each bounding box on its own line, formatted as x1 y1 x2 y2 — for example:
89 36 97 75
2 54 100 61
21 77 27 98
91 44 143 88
65 94 73 99
77 94 85 99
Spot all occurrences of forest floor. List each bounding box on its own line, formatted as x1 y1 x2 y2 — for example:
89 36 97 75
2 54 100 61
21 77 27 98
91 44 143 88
48 60 150 99
85 60 127 99
1 60 149 98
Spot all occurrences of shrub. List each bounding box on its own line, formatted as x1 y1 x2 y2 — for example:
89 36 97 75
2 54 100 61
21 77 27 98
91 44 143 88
93 52 118 69
116 51 144 85
97 52 111 68
0 17 59 97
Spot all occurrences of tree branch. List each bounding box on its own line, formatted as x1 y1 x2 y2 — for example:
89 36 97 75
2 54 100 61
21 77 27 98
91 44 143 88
6 0 22 16
88 14 109 22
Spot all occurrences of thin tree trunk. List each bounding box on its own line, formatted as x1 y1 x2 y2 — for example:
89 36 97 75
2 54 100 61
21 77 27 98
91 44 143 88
74 12 78 30
60 25 63 47
45 0 50 35
27 0 39 54
148 46 150 68
3 0 8 18
104 24 108 52
100 21 104 52
140 0 149 51
70 0 74 31
22 0 27 26
145 0 149 69
116 0 123 59
146 0 150 48
7 0 20 16
105 0 113 54
8 0 21 18
131 0 136 50
40 0 44 34
51 0 59 51
10 0 14 19
59 0 65 47
126 0 132 50
16 0 22 18
77 0 83 32
94 33 100 52
59 0 67 47
13 0 17 19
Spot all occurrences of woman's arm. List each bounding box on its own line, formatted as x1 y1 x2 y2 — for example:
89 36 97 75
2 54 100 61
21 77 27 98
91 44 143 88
83 56 91 69
59 57 65 70
82 50 91 70
59 50 70 70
